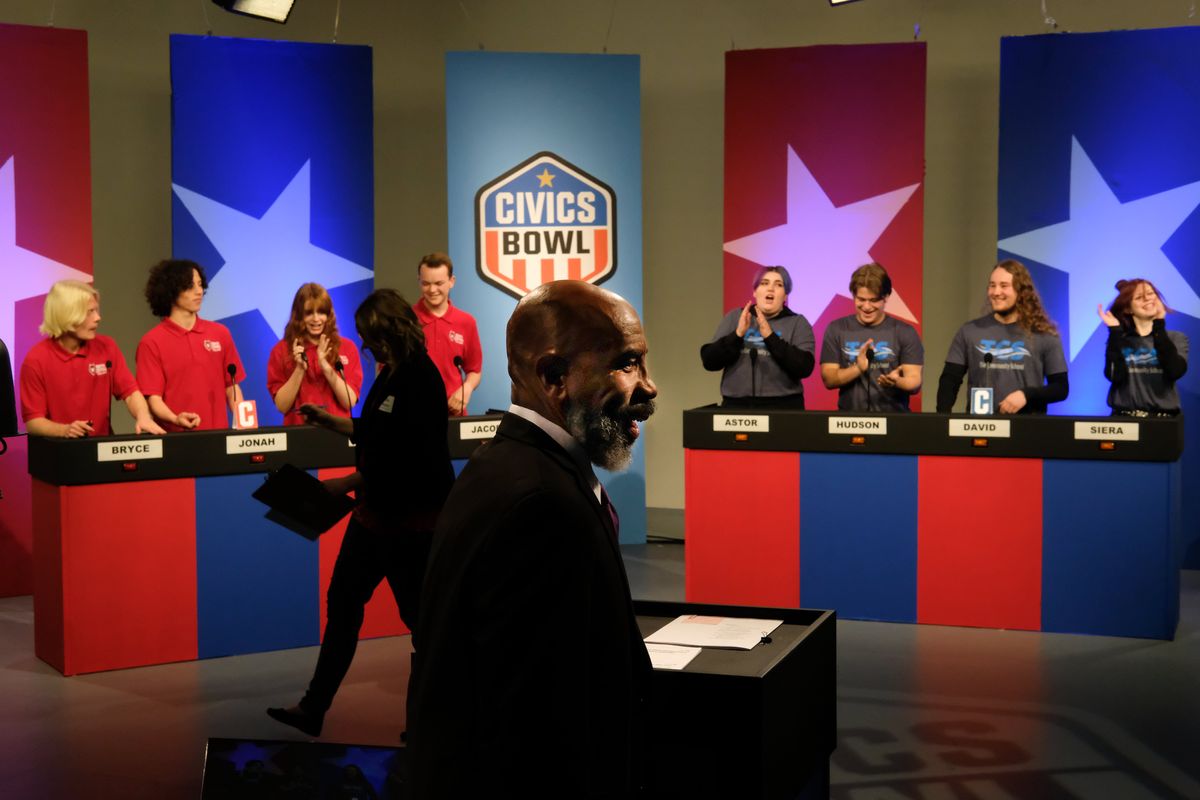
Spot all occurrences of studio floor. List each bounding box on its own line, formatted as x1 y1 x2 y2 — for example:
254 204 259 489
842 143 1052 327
1 537 1198 799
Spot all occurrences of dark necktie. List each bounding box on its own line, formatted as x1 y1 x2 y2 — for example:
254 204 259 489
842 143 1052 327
600 485 620 541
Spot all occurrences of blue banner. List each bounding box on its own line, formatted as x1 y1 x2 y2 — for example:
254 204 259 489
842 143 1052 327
998 28 1200 566
445 52 647 541
170 35 375 425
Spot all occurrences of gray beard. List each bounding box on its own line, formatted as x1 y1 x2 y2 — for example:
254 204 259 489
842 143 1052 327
565 401 634 472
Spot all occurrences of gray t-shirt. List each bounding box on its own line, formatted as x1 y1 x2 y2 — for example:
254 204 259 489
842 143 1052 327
1107 328 1189 413
710 308 815 399
820 315 924 411
946 316 1068 402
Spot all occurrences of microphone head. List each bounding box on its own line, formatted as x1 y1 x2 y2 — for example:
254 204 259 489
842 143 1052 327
453 355 464 367
334 359 344 373
105 360 113 369
227 364 237 377
984 353 994 364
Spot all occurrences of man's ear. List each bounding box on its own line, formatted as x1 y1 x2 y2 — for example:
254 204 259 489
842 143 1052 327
535 354 570 401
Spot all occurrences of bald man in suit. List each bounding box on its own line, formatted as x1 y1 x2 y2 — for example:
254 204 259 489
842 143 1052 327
406 280 658 798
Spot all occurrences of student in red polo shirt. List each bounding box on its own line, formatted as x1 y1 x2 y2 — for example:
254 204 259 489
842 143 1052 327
20 280 164 438
136 260 245 431
267 282 362 425
412 252 482 416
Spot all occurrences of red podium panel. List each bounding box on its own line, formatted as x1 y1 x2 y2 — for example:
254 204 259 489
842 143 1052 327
685 449 800 607
33 478 198 675
917 456 1043 631
0 435 33 597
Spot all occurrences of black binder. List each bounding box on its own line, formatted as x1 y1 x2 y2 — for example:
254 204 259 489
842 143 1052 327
251 463 355 540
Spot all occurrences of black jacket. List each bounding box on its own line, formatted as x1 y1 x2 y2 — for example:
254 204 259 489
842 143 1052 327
407 412 651 798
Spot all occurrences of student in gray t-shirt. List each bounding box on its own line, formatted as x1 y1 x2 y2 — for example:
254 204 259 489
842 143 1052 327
700 265 816 408
820 263 923 411
937 259 1069 414
1099 278 1189 416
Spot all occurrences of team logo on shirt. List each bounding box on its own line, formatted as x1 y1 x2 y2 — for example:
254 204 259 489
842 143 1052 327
339 354 350 366
476 151 616 299
203 339 222 352
1121 346 1159 367
975 339 1031 362
87 362 109 376
449 330 465 346
843 341 894 362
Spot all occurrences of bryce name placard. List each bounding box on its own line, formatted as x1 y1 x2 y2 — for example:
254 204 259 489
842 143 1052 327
713 415 770 433
948 419 1011 438
1074 422 1140 442
225 432 289 454
97 440 164 462
828 416 887 435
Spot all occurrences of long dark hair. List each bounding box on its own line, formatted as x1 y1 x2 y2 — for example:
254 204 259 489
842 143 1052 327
990 259 1057 335
1109 278 1169 328
354 289 424 368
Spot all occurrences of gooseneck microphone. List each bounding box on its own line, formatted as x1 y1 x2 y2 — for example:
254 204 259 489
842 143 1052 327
334 358 352 411
748 347 758 400
983 352 994 391
453 355 466 415
862 345 875 411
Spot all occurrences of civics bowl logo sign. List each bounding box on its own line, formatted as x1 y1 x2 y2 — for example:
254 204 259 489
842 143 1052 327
475 151 616 299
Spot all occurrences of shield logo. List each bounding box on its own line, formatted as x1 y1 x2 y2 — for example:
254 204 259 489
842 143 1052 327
475 151 616 299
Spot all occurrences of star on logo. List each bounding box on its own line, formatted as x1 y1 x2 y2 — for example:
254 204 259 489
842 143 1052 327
536 168 556 188
999 137 1200 360
0 156 92 354
172 160 373 334
724 145 920 326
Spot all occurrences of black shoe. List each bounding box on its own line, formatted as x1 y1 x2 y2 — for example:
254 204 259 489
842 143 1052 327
267 705 324 737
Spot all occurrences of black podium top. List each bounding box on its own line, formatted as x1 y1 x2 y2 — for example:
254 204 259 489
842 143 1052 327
27 414 504 487
683 406 1183 462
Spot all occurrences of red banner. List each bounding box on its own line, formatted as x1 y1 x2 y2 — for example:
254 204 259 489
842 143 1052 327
0 23 91 596
723 43 925 409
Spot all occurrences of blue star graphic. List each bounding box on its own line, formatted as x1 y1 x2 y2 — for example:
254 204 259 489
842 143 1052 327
998 137 1200 360
172 160 373 334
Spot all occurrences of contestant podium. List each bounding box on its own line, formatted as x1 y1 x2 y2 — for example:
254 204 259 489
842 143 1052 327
684 407 1184 640
637 600 836 800
29 416 499 676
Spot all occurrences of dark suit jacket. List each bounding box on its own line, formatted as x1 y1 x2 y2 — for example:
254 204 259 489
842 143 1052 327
406 412 651 798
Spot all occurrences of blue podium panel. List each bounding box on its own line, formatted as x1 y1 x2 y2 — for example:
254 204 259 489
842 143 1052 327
196 473 320 658
799 453 919 622
1042 460 1181 639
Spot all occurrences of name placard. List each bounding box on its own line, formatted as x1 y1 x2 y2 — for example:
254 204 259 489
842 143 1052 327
97 440 164 462
713 415 769 433
460 420 499 440
948 419 1011 438
828 416 887 435
226 432 288 454
1074 422 1139 442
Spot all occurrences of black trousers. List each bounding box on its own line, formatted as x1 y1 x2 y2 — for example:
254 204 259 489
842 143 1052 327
300 515 432 715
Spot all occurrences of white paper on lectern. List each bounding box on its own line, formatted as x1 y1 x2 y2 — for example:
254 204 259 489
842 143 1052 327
644 615 783 651
646 643 701 670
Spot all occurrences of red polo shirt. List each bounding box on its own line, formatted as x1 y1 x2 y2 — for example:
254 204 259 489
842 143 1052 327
136 317 245 432
413 300 482 411
266 337 364 425
19 335 138 436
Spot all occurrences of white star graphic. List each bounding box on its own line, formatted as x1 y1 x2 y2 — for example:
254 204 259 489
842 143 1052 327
999 137 1200 360
172 160 373 334
0 156 92 355
723 145 920 326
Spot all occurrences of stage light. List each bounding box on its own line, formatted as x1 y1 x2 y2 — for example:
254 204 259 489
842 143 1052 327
210 0 295 24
